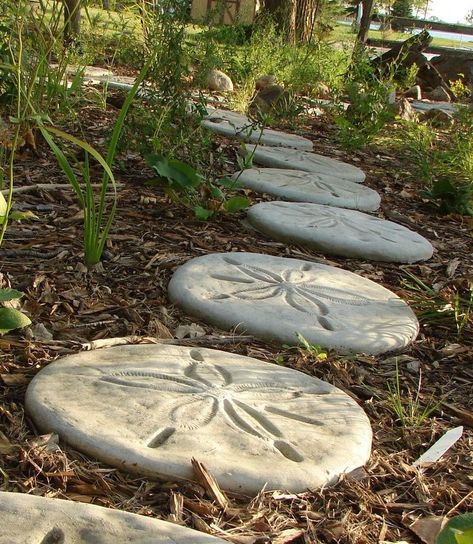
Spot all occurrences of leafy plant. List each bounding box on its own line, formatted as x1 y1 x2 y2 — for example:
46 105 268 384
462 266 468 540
437 513 473 544
146 154 249 220
296 333 328 362
0 288 31 335
39 59 151 266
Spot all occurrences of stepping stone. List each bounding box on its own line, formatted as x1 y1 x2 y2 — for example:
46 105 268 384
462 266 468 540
233 168 380 211
411 100 457 114
0 491 226 543
201 108 313 150
168 252 419 354
247 202 433 263
241 144 366 183
25 345 372 495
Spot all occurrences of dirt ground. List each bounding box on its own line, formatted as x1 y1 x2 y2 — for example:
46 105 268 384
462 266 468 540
1 96 472 544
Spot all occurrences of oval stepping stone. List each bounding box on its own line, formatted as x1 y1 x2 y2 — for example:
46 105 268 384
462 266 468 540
232 168 380 211
241 144 366 183
25 344 372 495
168 252 419 354
248 202 433 263
0 491 226 543
202 109 313 150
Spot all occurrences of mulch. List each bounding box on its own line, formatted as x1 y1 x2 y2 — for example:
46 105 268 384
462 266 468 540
0 96 472 544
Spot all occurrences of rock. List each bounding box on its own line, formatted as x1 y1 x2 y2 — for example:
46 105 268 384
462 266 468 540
249 84 289 115
255 74 277 90
424 86 451 103
25 344 373 494
201 108 313 150
29 323 54 342
390 98 416 121
174 323 206 338
0 491 226 543
240 144 366 183
232 168 380 212
419 108 454 127
428 53 473 90
206 69 233 92
411 100 457 115
168 252 419 354
316 82 331 100
405 85 422 100
247 201 434 263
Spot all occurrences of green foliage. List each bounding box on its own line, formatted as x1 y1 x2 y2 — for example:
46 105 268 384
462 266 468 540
146 154 250 220
386 361 441 427
0 288 31 335
402 106 473 215
402 271 472 337
335 53 395 150
296 333 328 361
391 0 413 17
437 514 473 544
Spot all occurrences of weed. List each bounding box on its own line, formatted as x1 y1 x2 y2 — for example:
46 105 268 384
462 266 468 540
386 361 441 428
146 153 250 220
296 333 328 362
402 270 472 337
0 288 31 335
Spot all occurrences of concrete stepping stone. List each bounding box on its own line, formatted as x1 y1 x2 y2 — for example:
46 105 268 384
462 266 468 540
233 168 380 211
202 108 313 150
168 253 419 354
25 344 372 494
0 491 226 543
248 202 433 263
411 100 457 114
241 144 366 183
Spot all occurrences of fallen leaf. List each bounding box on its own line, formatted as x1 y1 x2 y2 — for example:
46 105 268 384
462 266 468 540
410 516 448 544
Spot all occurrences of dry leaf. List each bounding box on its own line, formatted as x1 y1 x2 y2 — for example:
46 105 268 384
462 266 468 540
410 516 448 544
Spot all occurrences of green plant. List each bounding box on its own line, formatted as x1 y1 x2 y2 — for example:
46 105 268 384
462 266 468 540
296 333 328 361
449 76 471 101
39 59 151 266
0 288 31 335
146 154 249 220
335 54 395 150
386 361 441 427
437 513 473 544
402 270 472 336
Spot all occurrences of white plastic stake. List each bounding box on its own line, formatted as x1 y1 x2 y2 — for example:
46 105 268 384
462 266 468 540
413 426 464 467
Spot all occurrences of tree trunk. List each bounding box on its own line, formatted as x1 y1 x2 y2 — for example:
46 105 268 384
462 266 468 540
263 0 296 43
295 0 319 43
102 0 110 9
356 0 374 44
64 0 81 45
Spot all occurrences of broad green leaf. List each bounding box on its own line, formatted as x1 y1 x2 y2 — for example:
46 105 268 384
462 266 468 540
0 288 24 301
209 185 224 199
194 205 214 220
223 196 250 213
149 155 203 190
0 192 7 222
217 176 245 189
0 308 31 335
438 514 473 544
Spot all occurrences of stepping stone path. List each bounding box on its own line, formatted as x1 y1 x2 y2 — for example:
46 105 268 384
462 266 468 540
25 344 372 495
241 144 366 183
247 202 434 263
168 252 419 354
411 100 458 114
202 108 314 150
233 168 381 211
0 492 226 543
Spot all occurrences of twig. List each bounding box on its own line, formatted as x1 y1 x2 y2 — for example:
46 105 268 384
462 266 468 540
1 183 124 195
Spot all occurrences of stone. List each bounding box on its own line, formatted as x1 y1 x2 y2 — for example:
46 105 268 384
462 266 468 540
405 85 422 100
249 84 289 115
411 100 457 115
390 98 416 121
241 144 366 183
231 168 380 212
247 202 434 263
419 108 454 127
25 344 372 494
0 491 226 543
316 82 331 100
424 86 451 103
206 69 234 92
255 74 277 90
168 252 419 354
202 109 313 150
